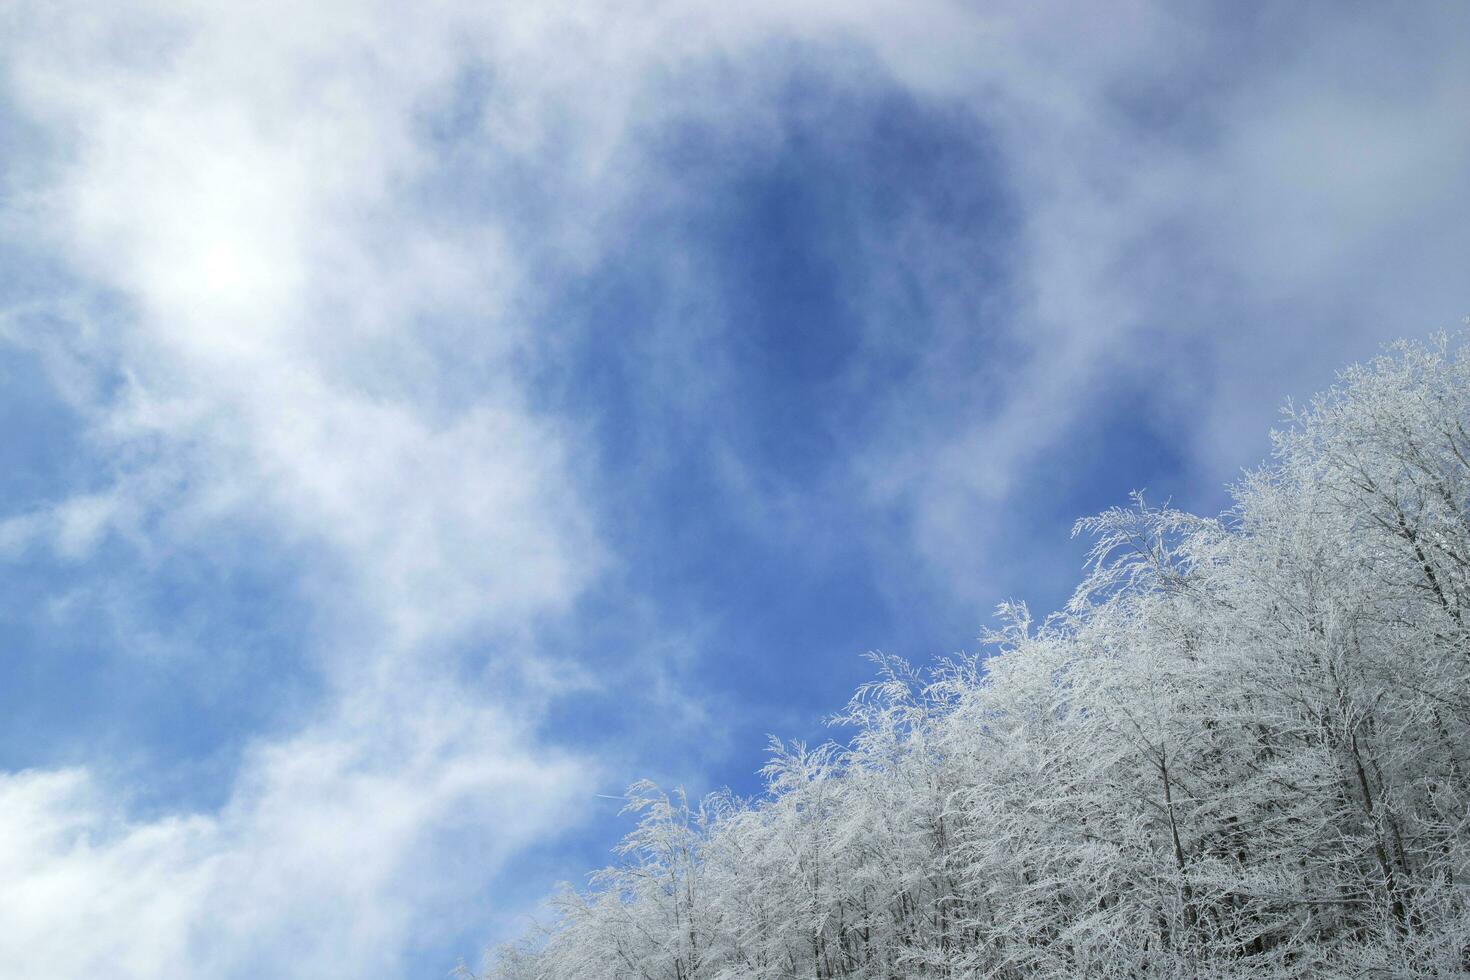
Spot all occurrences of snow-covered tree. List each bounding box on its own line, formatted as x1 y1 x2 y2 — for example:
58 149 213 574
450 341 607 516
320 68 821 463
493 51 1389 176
482 336 1470 979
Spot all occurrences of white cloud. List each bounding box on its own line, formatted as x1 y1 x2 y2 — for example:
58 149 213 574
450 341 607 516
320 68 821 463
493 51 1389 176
3 0 1468 975
0 768 214 978
2 3 620 975
0 691 588 979
827 2 1470 604
5 0 605 641
0 490 119 560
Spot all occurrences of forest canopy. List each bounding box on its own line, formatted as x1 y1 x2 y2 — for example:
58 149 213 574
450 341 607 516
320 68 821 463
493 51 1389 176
482 337 1470 979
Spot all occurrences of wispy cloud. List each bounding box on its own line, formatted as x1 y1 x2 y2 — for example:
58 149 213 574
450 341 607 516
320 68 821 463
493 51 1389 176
0 691 587 978
2 2 1467 976
3 3 614 973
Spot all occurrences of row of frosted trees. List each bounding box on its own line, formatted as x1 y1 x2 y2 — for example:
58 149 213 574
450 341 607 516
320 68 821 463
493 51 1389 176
484 338 1470 979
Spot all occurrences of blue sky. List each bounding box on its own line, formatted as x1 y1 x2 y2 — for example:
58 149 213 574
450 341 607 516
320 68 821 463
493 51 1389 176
2 2 1469 977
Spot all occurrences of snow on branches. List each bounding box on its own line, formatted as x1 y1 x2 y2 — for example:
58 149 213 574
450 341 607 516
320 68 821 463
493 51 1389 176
483 337 1470 980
